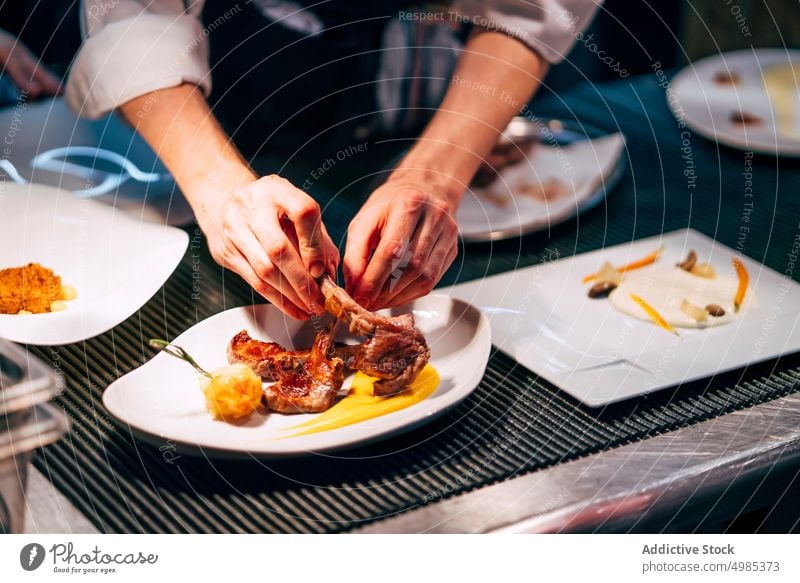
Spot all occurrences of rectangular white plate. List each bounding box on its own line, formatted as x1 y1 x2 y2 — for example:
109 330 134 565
446 229 800 407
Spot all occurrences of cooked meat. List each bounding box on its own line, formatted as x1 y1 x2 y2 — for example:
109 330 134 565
228 330 306 380
319 275 430 396
262 324 345 414
713 70 741 86
228 278 431 408
228 330 362 379
354 329 430 395
730 110 762 126
320 275 412 336
0 263 64 314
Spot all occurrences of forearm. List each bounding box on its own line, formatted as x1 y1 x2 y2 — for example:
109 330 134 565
119 84 255 223
391 31 547 206
120 83 337 316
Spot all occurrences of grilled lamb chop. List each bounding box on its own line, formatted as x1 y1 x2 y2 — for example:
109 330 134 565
227 331 304 380
228 330 361 379
227 278 430 404
261 324 345 414
320 275 414 335
319 275 430 396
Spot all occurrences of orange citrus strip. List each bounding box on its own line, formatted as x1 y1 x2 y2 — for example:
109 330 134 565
732 257 749 313
583 247 662 283
629 293 679 336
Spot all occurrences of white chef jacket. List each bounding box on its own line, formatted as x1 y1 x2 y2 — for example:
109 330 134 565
66 0 602 119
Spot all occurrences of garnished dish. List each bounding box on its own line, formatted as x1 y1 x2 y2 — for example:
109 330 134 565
0 263 77 315
669 49 800 156
583 248 752 333
150 276 434 433
0 182 188 345
457 117 626 242
102 294 489 456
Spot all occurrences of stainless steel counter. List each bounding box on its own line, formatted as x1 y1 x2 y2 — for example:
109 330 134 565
24 467 98 534
356 391 800 533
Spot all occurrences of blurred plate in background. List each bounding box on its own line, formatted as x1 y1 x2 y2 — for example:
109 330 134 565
457 118 626 243
671 48 800 156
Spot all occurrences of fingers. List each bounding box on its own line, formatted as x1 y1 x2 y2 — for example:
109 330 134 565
31 64 62 96
223 208 317 317
237 229 314 315
4 44 61 97
204 174 338 317
378 230 458 309
342 219 379 293
232 231 310 313
352 198 425 308
223 245 310 321
248 213 325 313
353 220 414 308
4 54 38 97
319 222 341 276
344 183 461 310
224 175 333 312
274 177 327 278
378 206 442 302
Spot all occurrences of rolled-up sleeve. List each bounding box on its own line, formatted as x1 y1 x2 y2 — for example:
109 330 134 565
452 0 602 64
66 0 210 118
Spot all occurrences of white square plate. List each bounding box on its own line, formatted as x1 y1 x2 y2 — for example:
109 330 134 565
0 182 188 345
447 229 800 407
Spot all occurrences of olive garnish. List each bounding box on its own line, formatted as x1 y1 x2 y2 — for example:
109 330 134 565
677 250 697 272
588 281 617 299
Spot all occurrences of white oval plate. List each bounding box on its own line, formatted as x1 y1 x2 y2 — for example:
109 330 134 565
103 294 491 457
670 48 800 156
0 182 188 345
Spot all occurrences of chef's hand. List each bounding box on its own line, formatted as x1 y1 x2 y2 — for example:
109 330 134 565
201 174 339 320
343 179 459 309
0 29 61 98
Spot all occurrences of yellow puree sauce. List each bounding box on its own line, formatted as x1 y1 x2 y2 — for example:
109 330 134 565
283 364 439 437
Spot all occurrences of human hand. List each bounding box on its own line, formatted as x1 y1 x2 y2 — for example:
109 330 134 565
343 179 459 309
200 174 339 319
0 29 61 98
